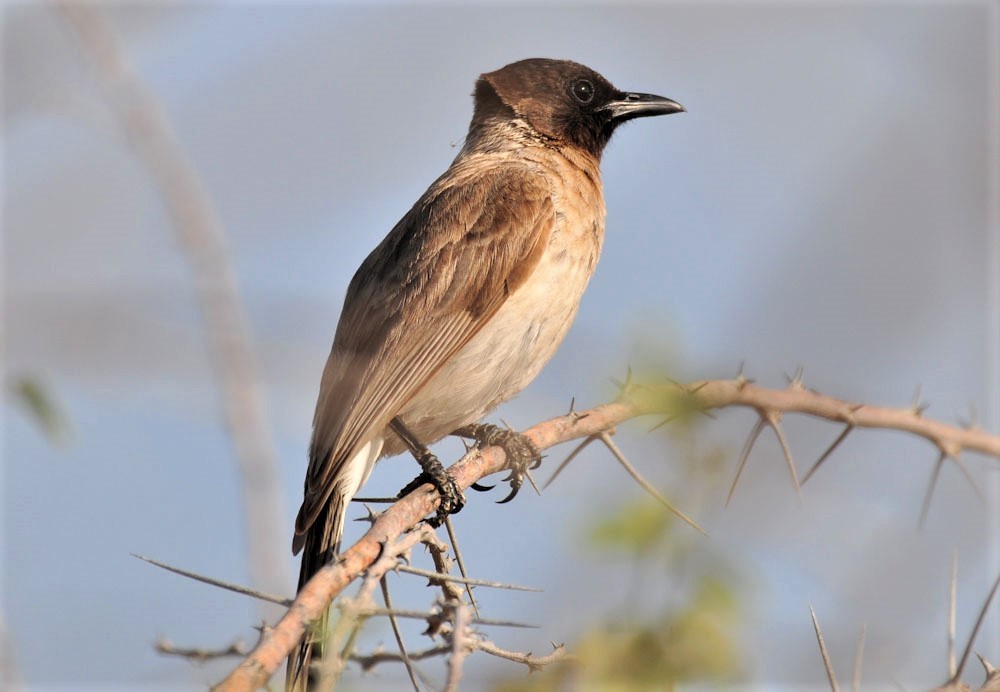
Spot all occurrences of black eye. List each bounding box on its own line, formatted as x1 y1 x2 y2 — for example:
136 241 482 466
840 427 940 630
571 79 594 104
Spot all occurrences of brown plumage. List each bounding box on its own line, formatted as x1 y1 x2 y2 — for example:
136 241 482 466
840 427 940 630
287 58 683 690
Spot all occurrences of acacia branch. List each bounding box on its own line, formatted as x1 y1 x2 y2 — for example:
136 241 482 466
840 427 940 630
214 379 1000 690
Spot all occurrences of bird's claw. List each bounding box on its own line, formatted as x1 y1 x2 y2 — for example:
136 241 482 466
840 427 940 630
461 423 542 505
397 465 466 528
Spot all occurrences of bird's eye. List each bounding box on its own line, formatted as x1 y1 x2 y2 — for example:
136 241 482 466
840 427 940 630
571 79 594 104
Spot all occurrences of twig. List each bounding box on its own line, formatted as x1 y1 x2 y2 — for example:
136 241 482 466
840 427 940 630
445 604 473 692
156 638 248 662
345 607 534 629
423 531 465 604
351 645 452 671
474 640 569 672
316 528 433 687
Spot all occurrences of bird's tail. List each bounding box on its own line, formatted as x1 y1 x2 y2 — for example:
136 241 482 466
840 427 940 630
285 492 347 692
286 436 383 691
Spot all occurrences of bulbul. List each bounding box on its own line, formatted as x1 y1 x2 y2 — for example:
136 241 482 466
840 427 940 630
288 58 683 689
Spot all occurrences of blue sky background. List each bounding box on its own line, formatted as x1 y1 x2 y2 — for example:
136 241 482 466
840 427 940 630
4 2 999 689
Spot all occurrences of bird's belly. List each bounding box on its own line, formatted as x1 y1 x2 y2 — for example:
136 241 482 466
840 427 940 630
390 227 600 450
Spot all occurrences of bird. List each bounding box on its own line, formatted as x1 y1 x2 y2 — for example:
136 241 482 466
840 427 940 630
287 57 683 690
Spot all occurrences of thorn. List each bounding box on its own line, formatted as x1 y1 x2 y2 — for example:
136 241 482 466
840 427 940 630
610 366 634 398
809 604 840 692
567 397 576 416
379 575 420 692
726 417 766 507
783 365 805 389
976 652 998 679
525 469 541 496
354 503 379 525
648 415 674 433
949 551 958 678
949 570 1000 686
949 453 983 502
765 412 803 505
443 516 479 619
689 380 710 394
597 432 707 536
919 451 947 529
131 553 292 607
542 436 596 490
395 564 541 592
911 384 929 417
735 361 754 390
852 623 866 692
802 424 854 486
958 403 980 431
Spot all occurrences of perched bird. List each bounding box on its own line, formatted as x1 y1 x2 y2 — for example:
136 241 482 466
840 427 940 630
288 57 683 689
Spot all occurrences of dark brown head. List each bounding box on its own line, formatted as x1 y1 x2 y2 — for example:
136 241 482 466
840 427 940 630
470 58 683 157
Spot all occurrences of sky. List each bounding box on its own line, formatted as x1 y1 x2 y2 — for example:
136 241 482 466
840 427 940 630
3 2 999 690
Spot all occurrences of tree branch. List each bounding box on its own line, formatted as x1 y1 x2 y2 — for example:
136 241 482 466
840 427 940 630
214 378 1000 690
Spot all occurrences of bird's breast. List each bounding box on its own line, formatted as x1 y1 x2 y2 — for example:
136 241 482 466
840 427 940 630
395 153 605 444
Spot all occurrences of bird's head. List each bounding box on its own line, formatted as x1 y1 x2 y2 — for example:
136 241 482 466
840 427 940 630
471 58 684 157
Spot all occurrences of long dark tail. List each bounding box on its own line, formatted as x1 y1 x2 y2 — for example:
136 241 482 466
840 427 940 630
286 492 346 692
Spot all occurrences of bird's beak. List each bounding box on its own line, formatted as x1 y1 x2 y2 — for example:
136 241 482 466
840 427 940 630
604 92 685 121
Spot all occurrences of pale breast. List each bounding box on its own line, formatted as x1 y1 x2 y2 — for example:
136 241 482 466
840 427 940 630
392 149 605 449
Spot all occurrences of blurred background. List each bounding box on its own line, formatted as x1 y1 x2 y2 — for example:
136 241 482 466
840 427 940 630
3 2 999 690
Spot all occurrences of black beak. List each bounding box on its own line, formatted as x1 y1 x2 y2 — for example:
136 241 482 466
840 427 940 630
604 92 685 121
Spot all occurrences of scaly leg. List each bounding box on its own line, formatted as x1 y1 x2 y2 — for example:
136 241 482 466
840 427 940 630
391 417 465 526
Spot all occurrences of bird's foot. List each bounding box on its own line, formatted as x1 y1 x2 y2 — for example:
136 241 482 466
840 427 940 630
391 416 465 526
454 423 542 504
396 455 465 528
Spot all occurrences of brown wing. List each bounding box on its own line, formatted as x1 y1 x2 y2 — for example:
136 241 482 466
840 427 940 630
295 164 554 537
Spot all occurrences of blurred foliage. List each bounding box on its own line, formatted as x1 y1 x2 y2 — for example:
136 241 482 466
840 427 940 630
7 375 71 444
589 495 675 555
496 496 744 691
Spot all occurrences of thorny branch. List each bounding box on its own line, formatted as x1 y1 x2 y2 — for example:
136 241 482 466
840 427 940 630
214 377 1000 691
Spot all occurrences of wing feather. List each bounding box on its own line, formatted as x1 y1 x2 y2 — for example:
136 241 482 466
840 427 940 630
295 164 554 536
